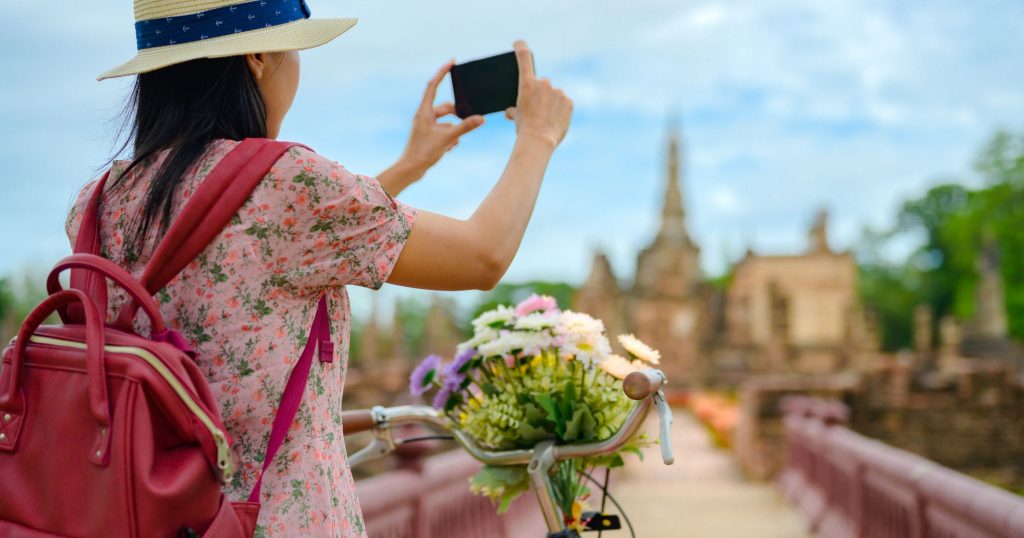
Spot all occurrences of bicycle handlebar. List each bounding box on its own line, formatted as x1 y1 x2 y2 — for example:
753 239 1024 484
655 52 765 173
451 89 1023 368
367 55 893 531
622 369 666 400
342 409 376 434
343 368 674 468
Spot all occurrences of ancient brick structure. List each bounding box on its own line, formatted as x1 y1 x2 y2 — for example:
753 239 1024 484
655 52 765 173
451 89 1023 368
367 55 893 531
718 220 876 382
573 124 872 387
574 126 708 386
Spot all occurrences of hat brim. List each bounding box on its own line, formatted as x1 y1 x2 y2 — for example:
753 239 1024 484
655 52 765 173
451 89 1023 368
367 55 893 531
98 18 357 81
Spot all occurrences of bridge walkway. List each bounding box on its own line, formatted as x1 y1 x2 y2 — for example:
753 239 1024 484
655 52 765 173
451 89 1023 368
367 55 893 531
610 410 810 538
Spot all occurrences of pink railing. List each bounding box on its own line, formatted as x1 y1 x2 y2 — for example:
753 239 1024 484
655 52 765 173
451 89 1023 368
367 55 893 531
778 396 1024 538
355 449 547 538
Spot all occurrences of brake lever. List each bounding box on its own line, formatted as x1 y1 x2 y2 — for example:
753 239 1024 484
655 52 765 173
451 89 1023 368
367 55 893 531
653 390 674 465
348 406 395 468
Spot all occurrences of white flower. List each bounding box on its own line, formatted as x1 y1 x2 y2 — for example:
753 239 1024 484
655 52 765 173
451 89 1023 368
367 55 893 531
600 354 639 380
560 334 611 367
556 310 606 339
472 305 515 332
478 330 554 359
617 334 661 365
553 310 611 366
457 326 499 355
513 311 559 331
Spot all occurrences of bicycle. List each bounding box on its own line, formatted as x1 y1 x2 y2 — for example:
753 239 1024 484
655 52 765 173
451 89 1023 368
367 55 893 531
342 368 676 538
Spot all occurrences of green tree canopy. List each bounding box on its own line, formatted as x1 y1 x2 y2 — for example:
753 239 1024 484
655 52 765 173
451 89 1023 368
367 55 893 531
860 129 1024 350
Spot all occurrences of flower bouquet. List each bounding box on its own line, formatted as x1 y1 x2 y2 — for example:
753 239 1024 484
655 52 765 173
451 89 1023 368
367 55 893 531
409 294 661 526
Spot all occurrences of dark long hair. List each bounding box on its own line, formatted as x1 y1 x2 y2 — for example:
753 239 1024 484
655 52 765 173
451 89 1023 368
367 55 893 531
108 56 267 262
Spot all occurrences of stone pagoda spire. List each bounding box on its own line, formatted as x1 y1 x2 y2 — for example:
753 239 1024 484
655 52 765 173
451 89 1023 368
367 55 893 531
656 117 688 243
974 235 1008 339
634 115 701 297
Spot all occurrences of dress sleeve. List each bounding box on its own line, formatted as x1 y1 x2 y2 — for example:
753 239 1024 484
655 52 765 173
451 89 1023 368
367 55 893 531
254 147 417 295
65 180 97 248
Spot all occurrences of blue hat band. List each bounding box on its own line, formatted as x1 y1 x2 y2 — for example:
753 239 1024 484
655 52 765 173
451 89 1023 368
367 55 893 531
135 0 311 50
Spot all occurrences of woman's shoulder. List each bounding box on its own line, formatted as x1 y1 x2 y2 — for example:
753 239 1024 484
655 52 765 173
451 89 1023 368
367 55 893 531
272 142 352 179
265 142 386 201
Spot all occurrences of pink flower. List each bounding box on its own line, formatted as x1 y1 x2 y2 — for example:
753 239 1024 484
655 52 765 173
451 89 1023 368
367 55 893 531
514 293 559 317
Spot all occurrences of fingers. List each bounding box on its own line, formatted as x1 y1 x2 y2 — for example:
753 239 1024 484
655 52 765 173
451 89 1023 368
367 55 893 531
453 115 485 137
514 40 535 83
420 59 455 112
505 107 517 120
434 102 456 118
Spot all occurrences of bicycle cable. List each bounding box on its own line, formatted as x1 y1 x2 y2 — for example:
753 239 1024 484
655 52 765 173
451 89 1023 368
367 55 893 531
397 435 456 444
580 470 636 538
598 467 610 538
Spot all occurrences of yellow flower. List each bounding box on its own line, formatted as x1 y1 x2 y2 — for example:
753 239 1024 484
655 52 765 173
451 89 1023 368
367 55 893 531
568 501 586 532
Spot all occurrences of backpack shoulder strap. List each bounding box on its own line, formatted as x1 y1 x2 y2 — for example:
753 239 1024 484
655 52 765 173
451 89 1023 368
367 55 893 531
135 138 304 297
69 138 306 324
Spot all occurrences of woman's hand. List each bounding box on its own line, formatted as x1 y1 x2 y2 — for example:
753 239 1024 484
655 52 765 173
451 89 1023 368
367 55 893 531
388 40 573 292
377 61 485 196
505 41 573 149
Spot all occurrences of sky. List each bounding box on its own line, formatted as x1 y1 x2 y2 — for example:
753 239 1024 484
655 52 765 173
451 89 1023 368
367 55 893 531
1 0 1023 320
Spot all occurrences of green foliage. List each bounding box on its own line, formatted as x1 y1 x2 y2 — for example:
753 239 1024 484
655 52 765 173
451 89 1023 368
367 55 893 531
859 129 1024 347
857 263 920 350
0 272 51 344
469 464 531 514
0 278 14 323
459 353 633 450
394 295 431 355
459 353 647 512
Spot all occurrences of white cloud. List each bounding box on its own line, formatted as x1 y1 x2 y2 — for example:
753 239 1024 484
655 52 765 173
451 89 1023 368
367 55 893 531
0 0 1023 312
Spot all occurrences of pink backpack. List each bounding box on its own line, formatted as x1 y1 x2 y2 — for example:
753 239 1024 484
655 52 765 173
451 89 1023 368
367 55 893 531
0 139 333 537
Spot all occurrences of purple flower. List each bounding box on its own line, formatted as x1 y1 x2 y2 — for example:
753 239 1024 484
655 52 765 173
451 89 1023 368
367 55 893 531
443 348 475 382
409 354 441 397
514 293 559 317
432 376 462 409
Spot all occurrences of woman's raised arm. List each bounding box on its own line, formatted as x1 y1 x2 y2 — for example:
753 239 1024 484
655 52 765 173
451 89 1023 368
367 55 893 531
387 41 573 291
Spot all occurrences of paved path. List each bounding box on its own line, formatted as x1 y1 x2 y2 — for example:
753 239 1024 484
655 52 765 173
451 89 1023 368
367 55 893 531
608 410 810 538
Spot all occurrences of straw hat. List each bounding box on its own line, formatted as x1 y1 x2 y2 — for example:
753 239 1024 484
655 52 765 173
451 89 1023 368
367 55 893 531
99 0 356 80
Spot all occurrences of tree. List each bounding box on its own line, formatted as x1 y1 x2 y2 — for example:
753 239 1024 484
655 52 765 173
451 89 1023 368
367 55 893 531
859 129 1024 348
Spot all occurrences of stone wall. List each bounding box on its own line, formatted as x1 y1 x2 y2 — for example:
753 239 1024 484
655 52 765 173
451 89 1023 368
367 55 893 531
851 360 1024 486
734 373 860 480
735 361 1024 489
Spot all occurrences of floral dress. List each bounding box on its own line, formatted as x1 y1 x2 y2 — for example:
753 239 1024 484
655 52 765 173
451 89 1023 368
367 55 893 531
65 139 416 537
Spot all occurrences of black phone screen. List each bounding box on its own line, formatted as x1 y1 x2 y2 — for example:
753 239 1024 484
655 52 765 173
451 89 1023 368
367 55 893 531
450 51 525 119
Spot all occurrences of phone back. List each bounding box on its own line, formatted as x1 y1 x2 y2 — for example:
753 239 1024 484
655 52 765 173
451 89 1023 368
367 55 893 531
451 51 520 119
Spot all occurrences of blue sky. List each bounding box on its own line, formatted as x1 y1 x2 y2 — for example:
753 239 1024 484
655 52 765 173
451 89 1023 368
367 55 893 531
1 0 1023 319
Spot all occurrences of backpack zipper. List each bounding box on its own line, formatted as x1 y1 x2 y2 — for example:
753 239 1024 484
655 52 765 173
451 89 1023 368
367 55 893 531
27 335 236 484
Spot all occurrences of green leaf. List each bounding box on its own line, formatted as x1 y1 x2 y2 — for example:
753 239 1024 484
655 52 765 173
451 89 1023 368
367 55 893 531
469 465 531 514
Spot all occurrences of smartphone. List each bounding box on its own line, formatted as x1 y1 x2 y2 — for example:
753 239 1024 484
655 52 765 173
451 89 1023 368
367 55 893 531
450 51 533 119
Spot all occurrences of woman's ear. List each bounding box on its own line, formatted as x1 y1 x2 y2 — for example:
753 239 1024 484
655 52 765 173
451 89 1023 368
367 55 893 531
245 53 266 80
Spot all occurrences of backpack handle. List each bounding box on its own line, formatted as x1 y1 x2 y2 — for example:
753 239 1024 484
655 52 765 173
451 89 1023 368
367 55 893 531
48 254 168 335
0 289 112 465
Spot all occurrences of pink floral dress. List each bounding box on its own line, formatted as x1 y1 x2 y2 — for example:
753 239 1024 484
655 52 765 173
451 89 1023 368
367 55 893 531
65 139 416 537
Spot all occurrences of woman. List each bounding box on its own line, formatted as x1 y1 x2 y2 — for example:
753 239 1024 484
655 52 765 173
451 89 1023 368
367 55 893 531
65 0 572 536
